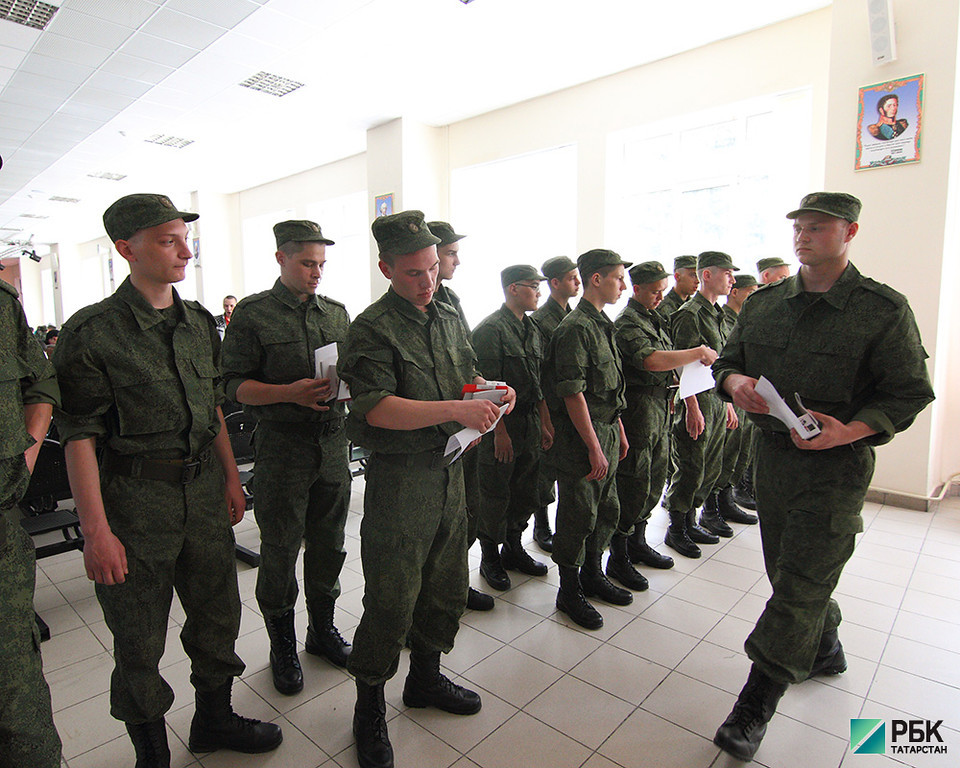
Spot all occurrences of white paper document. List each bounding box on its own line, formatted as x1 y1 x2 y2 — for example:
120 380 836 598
678 361 716 399
754 376 821 440
444 403 509 463
314 342 351 402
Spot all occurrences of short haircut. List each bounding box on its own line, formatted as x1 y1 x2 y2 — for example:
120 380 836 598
224 294 237 301
45 328 58 343
278 241 305 257
581 263 619 283
379 250 398 267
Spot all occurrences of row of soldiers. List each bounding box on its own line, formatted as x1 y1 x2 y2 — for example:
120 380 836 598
0 191 934 768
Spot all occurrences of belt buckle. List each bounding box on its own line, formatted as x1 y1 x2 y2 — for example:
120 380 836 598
430 449 455 471
181 459 201 484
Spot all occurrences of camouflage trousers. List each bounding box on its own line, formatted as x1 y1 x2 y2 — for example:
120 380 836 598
551 419 621 568
745 432 872 684
665 392 726 512
463 448 480 546
715 406 752 490
97 464 245 723
251 425 351 618
616 392 671 536
477 410 541 544
537 447 557 510
0 456 61 768
348 452 467 685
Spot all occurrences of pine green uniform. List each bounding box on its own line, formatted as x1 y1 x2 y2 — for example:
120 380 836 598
544 301 626 568
472 304 543 544
339 288 479 685
613 298 674 536
714 264 934 684
221 279 351 619
0 282 61 768
655 288 687 323
665 293 731 513
54 278 245 724
531 297 571 511
715 303 748 490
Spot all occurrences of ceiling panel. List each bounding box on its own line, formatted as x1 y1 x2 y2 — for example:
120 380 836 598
165 0 260 28
119 32 199 67
32 33 114 67
86 71 159 98
16 52 95 83
0 44 28 69
60 0 162 28
45 7 136 49
0 19 42 51
141 8 228 47
7 70 78 100
99 52 175 81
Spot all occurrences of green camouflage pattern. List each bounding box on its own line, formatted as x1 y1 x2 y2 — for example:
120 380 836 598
53 277 244 723
541 256 576 280
614 299 674 534
473 305 544 543
786 191 861 223
221 278 351 619
715 304 747 490
500 264 545 288
433 283 471 338
577 248 631 279
665 292 731 512
222 278 349 425
0 287 61 767
372 210 440 256
714 261 933 684
655 288 687 325
272 219 334 248
426 221 465 247
697 250 739 271
102 193 197 242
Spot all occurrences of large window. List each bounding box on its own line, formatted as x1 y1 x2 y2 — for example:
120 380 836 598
606 89 813 272
451 145 578 328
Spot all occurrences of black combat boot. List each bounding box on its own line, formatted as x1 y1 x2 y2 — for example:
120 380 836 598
479 539 511 591
188 680 283 754
305 595 351 668
699 491 734 538
627 521 674 569
466 587 495 611
605 534 648 591
580 549 633 606
733 469 757 510
718 485 758 525
555 564 603 630
808 629 847 678
265 609 303 695
354 680 393 768
533 506 554 552
664 510 701 558
126 719 170 768
687 508 720 544
402 650 482 714
714 665 788 762
501 533 548 576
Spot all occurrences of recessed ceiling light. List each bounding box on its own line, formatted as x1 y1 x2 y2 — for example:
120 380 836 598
87 171 127 181
20 213 49 219
0 0 59 31
49 195 80 203
239 71 304 98
144 134 195 149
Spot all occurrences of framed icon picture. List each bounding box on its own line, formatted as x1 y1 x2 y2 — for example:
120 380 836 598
855 74 923 170
375 193 394 218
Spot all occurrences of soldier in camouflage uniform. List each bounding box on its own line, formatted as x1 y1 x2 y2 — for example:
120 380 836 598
663 251 740 559
543 249 631 630
221 220 352 696
704 273 760 530
0 281 61 768
531 255 580 552
713 192 934 762
427 221 492 612
473 265 552 592
607 261 719 591
54 194 281 767
655 254 699 323
339 211 515 768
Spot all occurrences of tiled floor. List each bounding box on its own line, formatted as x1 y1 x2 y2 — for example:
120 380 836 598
34 483 960 768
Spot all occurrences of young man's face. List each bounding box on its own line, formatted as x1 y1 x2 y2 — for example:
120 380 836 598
674 267 699 297
760 265 791 284
382 246 439 310
552 269 581 300
634 278 668 311
437 242 460 281
792 213 857 267
510 280 542 313
702 266 735 296
120 219 192 285
222 296 237 317
595 265 626 305
277 242 326 300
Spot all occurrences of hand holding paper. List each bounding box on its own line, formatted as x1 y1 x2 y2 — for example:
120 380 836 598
679 361 715 399
753 376 821 439
314 342 351 402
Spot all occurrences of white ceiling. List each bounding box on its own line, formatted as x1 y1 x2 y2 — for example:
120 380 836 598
0 0 830 247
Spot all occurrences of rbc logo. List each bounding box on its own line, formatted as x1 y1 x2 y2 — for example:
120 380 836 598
850 719 885 754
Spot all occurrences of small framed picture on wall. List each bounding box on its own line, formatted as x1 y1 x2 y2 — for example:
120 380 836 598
375 193 394 218
855 73 923 170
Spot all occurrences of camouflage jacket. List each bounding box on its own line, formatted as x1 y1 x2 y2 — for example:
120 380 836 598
671 292 728 356
472 304 543 413
531 296 570 344
221 278 349 424
713 263 935 444
655 288 687 325
433 283 470 335
614 298 674 389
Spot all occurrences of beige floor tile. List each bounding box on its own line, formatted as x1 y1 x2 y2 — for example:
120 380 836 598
526 674 634 749
41 624 110 673
608 615 699 668
854 540 920 570
461 645 561 708
835 572 906 609
46 651 113 713
868 664 960 720
547 600 636 643
750 712 848 768
640 594 725 639
402 682 517 754
666 574 745 614
777 677 866 738
600 708 720 768
570 642 670 705
466 711 591 768
844 556 915 588
815 653 880 699
459 598 545 644
900 588 960 624
640 671 734 740
840 595 899 634
728 591 768 624
892 610 960 654
54 690 126 760
702 613 754 654
510 614 603 671
493 573 561 618
676 640 751 696
67 729 198 768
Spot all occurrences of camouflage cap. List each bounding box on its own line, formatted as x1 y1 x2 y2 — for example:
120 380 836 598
273 219 335 249
629 260 669 285
673 255 698 271
372 210 441 255
501 264 547 288
733 273 759 290
756 257 789 273
577 248 632 278
786 191 861 222
426 221 466 247
103 193 198 242
697 251 739 271
541 255 577 280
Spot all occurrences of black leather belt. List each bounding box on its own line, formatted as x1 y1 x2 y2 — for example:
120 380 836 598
627 385 676 398
372 447 458 471
259 419 344 438
102 446 213 484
